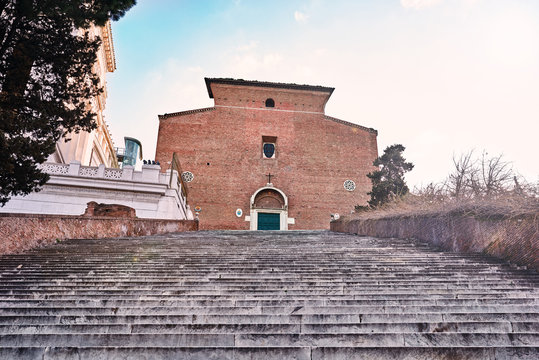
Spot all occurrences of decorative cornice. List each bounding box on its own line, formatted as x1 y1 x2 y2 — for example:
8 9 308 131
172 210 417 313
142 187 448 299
205 78 335 98
324 115 378 135
158 107 215 120
102 21 116 73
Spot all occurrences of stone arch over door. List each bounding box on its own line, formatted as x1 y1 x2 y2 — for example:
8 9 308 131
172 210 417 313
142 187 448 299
250 186 288 230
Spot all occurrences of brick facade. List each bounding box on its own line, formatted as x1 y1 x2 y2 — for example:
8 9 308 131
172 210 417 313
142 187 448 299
155 78 378 230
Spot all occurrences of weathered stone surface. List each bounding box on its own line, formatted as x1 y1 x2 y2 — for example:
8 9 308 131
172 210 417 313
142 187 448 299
83 201 136 218
331 214 539 272
311 347 496 360
0 347 313 360
0 213 198 255
0 230 537 359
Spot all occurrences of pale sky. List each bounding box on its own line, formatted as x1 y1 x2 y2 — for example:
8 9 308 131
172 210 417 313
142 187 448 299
104 0 539 188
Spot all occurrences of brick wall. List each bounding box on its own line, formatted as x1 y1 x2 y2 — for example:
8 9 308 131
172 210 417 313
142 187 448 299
0 213 198 255
331 214 539 272
156 81 378 230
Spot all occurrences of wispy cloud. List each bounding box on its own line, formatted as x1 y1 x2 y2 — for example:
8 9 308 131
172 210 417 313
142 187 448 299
231 51 283 75
236 41 259 52
400 0 443 9
294 11 309 23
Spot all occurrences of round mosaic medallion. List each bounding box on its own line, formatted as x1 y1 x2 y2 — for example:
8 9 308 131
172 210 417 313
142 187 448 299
343 179 356 191
182 171 194 183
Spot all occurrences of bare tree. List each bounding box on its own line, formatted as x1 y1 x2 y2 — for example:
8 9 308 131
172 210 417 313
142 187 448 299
446 151 476 199
445 151 515 199
476 151 513 197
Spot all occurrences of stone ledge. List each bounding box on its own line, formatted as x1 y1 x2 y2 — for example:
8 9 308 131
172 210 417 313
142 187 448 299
0 213 198 255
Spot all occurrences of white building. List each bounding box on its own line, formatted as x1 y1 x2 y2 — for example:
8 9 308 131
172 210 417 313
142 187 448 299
48 22 118 168
0 162 193 220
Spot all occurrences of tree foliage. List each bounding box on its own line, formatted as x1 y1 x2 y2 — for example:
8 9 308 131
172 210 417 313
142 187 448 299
0 0 136 205
366 144 414 207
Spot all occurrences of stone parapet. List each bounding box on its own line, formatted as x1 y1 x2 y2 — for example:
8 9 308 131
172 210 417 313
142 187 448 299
0 213 198 255
330 214 539 272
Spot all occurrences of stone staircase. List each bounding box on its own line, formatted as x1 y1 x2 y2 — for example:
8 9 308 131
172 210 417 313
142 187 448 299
0 230 537 359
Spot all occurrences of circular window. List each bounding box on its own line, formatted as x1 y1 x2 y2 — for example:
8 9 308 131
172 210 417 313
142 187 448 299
265 98 275 107
182 171 194 183
263 143 275 158
343 180 356 191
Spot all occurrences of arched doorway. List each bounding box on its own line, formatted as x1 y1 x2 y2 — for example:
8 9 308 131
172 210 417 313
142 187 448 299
250 186 288 230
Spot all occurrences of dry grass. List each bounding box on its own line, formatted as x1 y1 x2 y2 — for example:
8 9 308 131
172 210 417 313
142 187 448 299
351 193 539 221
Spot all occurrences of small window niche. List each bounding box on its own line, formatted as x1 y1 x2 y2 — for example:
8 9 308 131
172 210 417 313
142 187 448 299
262 136 277 159
265 98 275 108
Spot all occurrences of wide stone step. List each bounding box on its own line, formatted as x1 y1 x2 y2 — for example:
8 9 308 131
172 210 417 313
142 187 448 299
0 282 534 289
311 347 539 360
0 313 537 325
0 297 535 307
1 321 537 334
1 292 535 301
236 333 539 347
0 346 312 360
1 304 536 316
0 288 534 297
1 332 537 347
1 346 538 360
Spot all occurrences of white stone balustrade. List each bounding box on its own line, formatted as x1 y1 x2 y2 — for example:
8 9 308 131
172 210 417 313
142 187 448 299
0 161 193 220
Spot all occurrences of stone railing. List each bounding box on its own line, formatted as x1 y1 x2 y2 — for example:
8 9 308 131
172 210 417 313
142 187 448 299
39 162 164 183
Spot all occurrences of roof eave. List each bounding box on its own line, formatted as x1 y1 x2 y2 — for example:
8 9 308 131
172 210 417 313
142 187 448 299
205 77 335 99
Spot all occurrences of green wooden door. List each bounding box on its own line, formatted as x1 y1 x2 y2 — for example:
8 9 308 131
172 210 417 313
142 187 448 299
257 213 280 230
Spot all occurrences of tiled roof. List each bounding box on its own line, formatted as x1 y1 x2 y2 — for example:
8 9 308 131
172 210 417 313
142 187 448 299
205 78 335 98
324 115 378 135
158 107 215 120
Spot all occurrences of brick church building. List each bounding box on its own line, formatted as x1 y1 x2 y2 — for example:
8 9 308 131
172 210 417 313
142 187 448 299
155 78 378 230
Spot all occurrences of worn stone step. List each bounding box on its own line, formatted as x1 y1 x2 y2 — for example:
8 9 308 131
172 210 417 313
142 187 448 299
5 275 536 281
0 281 533 288
235 332 539 347
3 332 535 347
0 297 535 308
2 278 536 285
9 346 530 360
0 323 301 334
2 289 535 297
0 313 537 326
1 346 314 360
1 304 536 316
311 347 539 360
0 333 234 347
2 321 534 335
1 292 535 301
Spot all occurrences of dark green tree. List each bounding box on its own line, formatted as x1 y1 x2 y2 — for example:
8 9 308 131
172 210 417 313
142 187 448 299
367 144 414 207
0 0 136 205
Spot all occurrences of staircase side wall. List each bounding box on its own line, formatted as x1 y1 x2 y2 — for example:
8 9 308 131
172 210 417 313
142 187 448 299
331 214 539 272
0 214 198 255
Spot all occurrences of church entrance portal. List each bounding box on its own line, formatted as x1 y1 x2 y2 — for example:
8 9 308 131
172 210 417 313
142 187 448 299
250 186 288 230
257 213 280 230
